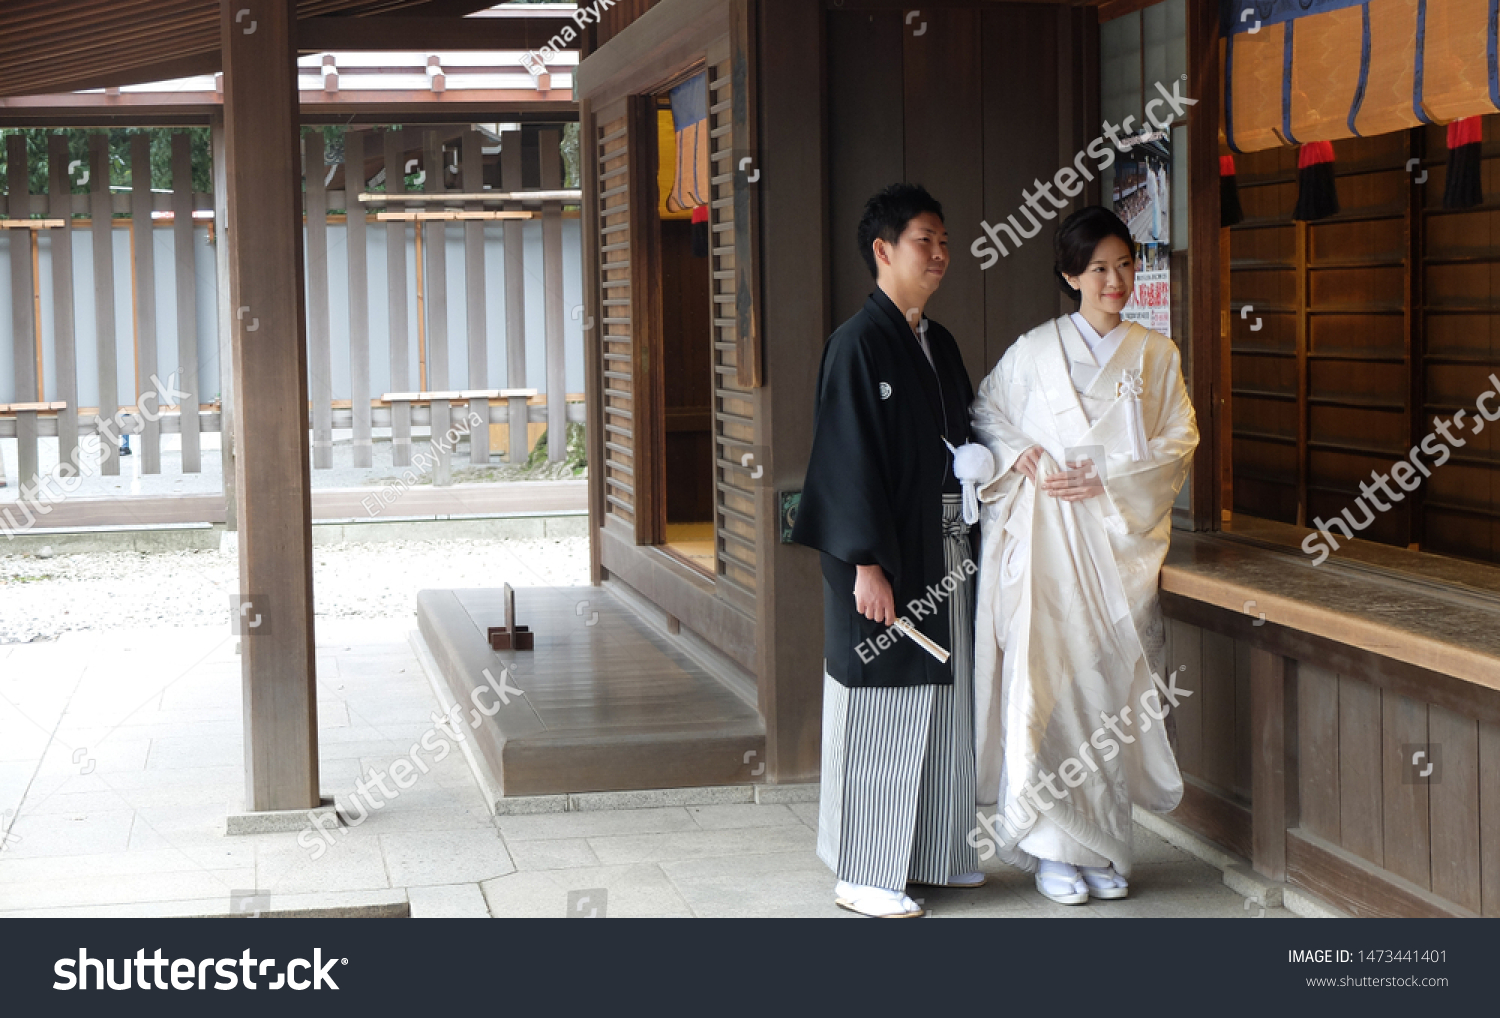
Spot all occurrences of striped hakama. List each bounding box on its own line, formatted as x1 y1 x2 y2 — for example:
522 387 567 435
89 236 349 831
816 493 980 889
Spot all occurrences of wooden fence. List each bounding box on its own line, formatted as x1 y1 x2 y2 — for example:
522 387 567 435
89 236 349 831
0 124 582 495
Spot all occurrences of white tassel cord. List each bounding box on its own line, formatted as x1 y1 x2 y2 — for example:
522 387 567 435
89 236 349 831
1117 369 1149 463
944 438 996 525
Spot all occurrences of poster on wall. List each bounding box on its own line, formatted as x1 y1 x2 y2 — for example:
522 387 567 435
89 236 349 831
1112 129 1171 336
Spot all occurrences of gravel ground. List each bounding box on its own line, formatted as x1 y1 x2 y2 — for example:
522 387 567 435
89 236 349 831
0 537 590 644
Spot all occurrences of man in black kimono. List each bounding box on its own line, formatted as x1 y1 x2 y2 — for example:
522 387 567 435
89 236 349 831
791 183 983 917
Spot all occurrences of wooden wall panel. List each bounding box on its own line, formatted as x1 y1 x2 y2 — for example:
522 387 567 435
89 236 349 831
1298 662 1340 843
1379 691 1430 889
1429 705 1481 912
1199 629 1240 797
1337 675 1383 867
595 102 639 532
707 50 758 603
1165 619 1203 776
1480 720 1500 916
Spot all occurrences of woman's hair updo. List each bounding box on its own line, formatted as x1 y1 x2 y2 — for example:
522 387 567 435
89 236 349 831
1053 205 1135 301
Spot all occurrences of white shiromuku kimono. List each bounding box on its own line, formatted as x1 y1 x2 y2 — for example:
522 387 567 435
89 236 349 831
968 313 1199 876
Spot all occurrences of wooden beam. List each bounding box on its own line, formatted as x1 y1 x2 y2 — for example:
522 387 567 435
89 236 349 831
221 0 320 814
297 15 579 52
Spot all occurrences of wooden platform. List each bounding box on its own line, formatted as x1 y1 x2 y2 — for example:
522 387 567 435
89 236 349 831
415 586 764 799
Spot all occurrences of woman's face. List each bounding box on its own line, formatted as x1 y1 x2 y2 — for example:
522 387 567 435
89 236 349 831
1064 234 1135 317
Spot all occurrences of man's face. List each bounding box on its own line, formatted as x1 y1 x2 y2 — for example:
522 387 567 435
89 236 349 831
876 211 949 302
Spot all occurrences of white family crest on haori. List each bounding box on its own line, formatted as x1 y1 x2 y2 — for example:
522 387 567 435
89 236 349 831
966 314 1198 877
879 381 892 400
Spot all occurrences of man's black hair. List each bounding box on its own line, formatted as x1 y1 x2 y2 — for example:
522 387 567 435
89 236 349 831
857 183 945 279
1054 205 1135 302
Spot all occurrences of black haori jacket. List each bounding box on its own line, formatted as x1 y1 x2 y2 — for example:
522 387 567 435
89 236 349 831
791 287 976 688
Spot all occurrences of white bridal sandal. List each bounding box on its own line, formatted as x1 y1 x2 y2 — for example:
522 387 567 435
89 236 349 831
1080 864 1130 900
834 880 925 918
1034 860 1089 905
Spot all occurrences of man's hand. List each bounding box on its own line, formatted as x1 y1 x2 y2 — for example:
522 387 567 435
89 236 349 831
1014 445 1043 481
854 564 896 626
1040 458 1106 501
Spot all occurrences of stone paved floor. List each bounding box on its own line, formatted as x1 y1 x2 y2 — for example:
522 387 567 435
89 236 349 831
0 620 1295 919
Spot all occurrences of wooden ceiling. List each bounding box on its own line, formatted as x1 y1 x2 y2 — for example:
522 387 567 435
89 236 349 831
0 0 517 98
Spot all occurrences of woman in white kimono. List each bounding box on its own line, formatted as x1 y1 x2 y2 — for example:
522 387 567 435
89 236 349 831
968 206 1198 904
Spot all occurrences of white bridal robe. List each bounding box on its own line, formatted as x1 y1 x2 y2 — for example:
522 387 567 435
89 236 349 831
969 314 1199 875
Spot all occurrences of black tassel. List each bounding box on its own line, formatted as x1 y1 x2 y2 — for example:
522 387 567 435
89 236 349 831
1443 116 1484 210
1221 154 1244 227
1293 141 1339 222
690 205 709 257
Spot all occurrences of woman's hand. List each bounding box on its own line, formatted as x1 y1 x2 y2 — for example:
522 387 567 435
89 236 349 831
1040 458 1106 501
853 564 896 625
1013 446 1043 481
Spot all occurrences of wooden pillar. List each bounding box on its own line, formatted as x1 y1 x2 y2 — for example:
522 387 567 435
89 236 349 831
47 136 80 478
306 131 333 471
756 0 826 782
211 112 237 527
541 127 567 462
90 134 121 479
345 130 373 470
1250 647 1296 881
7 137 39 490
220 0 320 813
1187 0 1222 531
461 127 490 466
130 134 162 475
501 130 528 464
171 133 203 475
422 128 451 487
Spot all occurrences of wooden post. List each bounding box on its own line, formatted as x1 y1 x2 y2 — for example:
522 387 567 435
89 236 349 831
90 134 120 479
345 130 373 470
130 134 161 475
221 0 320 813
541 127 567 462
422 128 451 486
461 127 490 466
7 137 39 491
1187 0 1222 531
171 132 203 474
755 0 826 782
501 129 528 464
1250 647 1295 881
211 112 237 526
385 128 412 468
47 135 79 478
306 130 333 471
